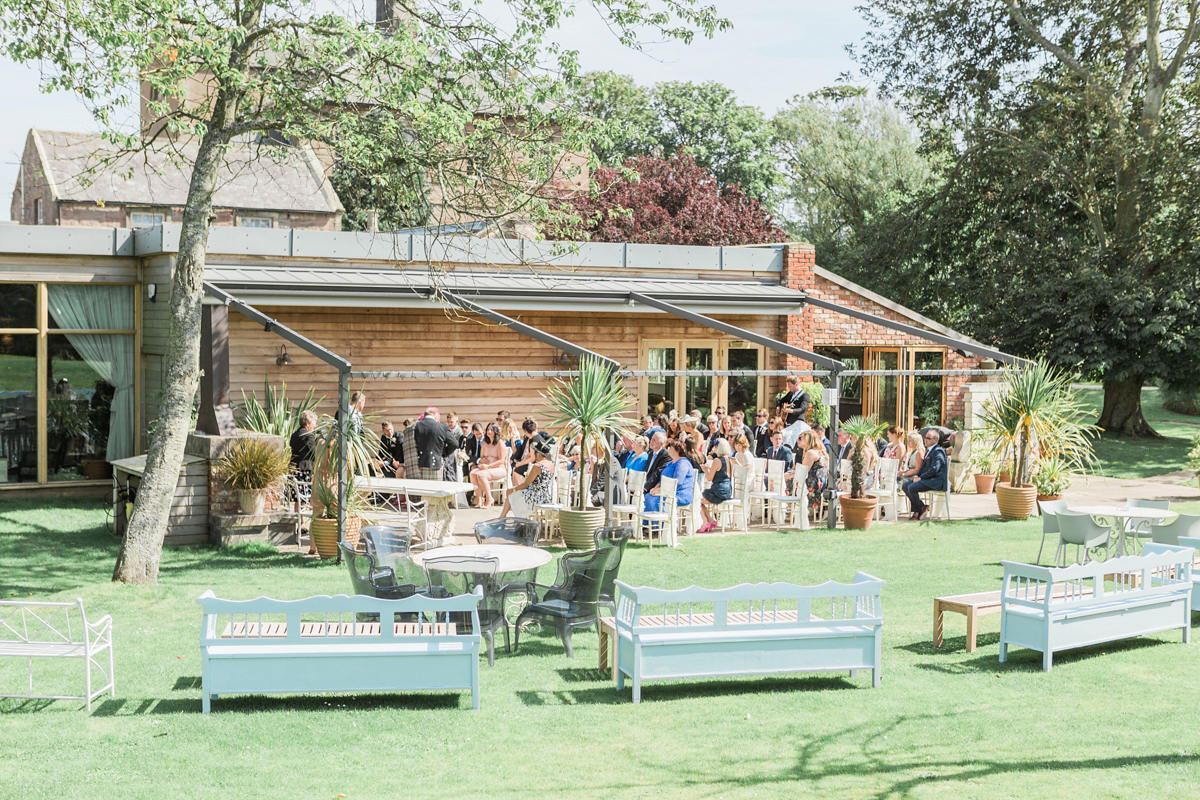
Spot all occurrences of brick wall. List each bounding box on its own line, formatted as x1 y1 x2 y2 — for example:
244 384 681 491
781 242 982 425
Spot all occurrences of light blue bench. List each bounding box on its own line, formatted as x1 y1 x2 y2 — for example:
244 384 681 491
198 589 483 713
613 575 885 704
999 545 1193 672
1170 537 1200 608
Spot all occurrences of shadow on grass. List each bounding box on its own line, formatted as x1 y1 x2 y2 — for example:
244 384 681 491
173 676 203 691
519 673 857 706
91 692 466 716
911 635 1169 675
896 632 1002 656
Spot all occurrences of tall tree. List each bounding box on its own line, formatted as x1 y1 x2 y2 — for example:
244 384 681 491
856 0 1200 436
0 0 726 583
547 151 786 246
572 73 779 201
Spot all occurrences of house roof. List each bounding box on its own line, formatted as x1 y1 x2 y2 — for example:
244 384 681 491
28 129 343 214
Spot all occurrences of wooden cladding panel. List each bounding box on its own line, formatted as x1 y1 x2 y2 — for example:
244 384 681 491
225 306 782 422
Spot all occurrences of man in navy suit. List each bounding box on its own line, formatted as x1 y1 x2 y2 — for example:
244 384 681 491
904 429 948 520
765 430 794 473
641 432 671 512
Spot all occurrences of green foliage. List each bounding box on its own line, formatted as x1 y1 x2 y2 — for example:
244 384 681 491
1188 436 1200 475
215 438 291 492
798 381 830 428
311 410 380 519
1031 455 1072 496
840 415 888 499
47 394 88 442
235 382 323 438
978 363 1099 487
970 447 999 476
573 73 779 200
541 357 636 510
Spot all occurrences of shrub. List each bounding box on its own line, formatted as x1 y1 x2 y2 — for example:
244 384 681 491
216 438 291 493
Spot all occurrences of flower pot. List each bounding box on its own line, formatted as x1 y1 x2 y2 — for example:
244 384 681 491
559 508 605 549
310 515 362 559
996 482 1037 520
973 473 996 495
237 490 266 515
997 471 1011 488
1036 493 1062 503
840 496 878 530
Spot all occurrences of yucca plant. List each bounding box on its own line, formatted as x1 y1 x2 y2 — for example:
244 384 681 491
215 438 292 493
542 356 636 510
840 415 889 499
978 362 1099 488
1032 455 1072 496
311 410 381 519
235 382 323 437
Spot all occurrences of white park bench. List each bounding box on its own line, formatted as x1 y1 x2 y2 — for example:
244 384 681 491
612 574 885 703
0 599 114 711
198 589 483 713
999 545 1193 672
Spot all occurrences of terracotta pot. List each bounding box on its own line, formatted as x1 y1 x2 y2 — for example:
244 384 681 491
310 515 362 559
997 471 1011 488
1036 493 1062 503
840 496 878 530
237 490 265 515
974 473 996 495
996 482 1037 520
559 508 605 549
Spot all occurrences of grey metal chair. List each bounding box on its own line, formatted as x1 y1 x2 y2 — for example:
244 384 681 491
473 517 539 547
1126 499 1172 547
360 525 412 570
423 555 506 666
1054 510 1111 566
1036 499 1070 564
1150 512 1200 547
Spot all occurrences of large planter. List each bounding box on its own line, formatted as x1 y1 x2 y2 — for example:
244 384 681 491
996 482 1038 521
310 515 362 559
236 490 265 515
973 473 996 495
840 496 878 531
559 508 605 549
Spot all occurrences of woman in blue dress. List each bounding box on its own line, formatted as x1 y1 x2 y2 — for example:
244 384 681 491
649 439 694 510
698 438 734 532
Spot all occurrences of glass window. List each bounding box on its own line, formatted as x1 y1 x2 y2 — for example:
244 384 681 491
913 351 945 428
646 347 676 416
130 212 165 229
34 198 43 224
48 284 135 331
0 334 37 483
49 333 135 472
685 347 713 416
239 216 273 228
0 284 37 330
726 348 759 416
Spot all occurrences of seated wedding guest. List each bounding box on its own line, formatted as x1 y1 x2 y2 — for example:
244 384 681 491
647 439 694 512
463 422 484 477
682 435 705 469
732 410 754 444
899 431 926 488
731 433 754 469
753 409 772 457
289 410 318 474
882 425 906 464
905 428 948 520
642 432 671 512
469 422 509 508
765 429 795 473
625 434 650 473
835 428 853 462
665 416 683 440
499 418 518 453
681 416 705 453
499 438 555 519
375 421 402 477
797 429 829 518
512 418 548 477
698 438 734 532
813 423 830 452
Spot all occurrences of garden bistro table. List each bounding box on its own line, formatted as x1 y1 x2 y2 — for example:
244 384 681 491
415 544 554 624
1068 505 1177 557
359 477 477 547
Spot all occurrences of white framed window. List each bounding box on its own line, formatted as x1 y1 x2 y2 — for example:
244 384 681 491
130 212 165 229
238 216 273 228
34 197 43 224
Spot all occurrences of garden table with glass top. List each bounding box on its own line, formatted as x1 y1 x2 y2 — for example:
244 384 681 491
1067 505 1177 557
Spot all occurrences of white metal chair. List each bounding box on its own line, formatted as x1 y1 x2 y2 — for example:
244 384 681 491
778 463 810 530
611 470 646 529
715 464 752 532
287 468 313 548
1036 498 1070 564
749 459 786 525
918 484 952 520
676 470 700 538
403 489 428 544
875 458 900 522
636 475 678 548
486 466 511 508
1055 509 1111 566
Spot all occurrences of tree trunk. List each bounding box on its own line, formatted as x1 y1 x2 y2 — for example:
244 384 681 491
1098 375 1160 438
111 133 226 583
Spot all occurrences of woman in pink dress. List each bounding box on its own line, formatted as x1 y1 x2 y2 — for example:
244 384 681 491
469 423 509 507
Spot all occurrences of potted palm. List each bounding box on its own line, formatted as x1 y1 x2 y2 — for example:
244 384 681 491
971 447 999 494
215 437 291 515
542 356 636 548
309 411 379 558
838 415 888 530
979 362 1098 520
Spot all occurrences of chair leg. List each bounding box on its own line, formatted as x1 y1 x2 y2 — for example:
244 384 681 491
1036 530 1049 565
485 631 495 667
561 626 574 659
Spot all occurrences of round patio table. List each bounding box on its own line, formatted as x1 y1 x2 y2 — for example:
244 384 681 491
1067 505 1177 557
413 544 552 573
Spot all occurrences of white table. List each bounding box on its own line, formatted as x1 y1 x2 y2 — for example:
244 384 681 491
1069 505 1177 557
413 544 553 574
359 477 477 547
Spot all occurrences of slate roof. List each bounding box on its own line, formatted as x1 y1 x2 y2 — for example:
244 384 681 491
29 129 342 214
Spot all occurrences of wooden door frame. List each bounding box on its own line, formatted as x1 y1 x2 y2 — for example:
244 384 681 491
864 347 905 429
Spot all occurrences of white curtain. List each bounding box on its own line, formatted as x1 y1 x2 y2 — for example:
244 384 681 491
46 285 135 462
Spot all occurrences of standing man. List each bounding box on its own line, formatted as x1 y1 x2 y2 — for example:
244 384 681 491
905 429 949 520
398 406 459 481
836 428 853 462
775 377 811 428
641 431 671 512
753 409 772 457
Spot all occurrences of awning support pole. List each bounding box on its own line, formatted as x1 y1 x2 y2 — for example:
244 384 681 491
827 371 842 530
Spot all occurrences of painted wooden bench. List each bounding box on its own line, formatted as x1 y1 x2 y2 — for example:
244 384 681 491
198 589 483 713
999 545 1193 672
933 583 1097 653
0 599 114 711
1169 538 1200 608
612 574 885 703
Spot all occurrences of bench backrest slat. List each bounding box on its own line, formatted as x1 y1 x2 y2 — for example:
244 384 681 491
0 599 90 646
1002 546 1193 612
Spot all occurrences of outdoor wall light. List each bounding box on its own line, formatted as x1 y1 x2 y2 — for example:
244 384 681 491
276 344 293 366
147 283 157 303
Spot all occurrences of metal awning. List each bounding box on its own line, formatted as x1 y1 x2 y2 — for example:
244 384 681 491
202 264 806 314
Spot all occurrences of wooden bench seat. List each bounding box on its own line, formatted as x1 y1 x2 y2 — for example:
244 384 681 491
933 583 1097 653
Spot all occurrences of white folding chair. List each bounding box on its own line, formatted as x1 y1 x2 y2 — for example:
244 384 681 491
288 468 313 548
636 475 678 548
611 470 646 529
778 463 810 530
749 459 785 525
875 458 900 522
715 465 752 532
486 467 511 507
404 489 429 543
918 485 952 520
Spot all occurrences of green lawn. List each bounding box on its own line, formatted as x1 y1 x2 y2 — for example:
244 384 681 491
1076 387 1198 480
4 499 1200 799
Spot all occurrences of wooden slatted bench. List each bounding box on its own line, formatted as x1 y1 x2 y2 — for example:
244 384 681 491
612 575 885 703
0 599 114 711
198 589 482 713
1000 546 1193 671
934 582 1105 653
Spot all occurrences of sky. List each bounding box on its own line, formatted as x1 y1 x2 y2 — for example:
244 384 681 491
0 0 873 210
